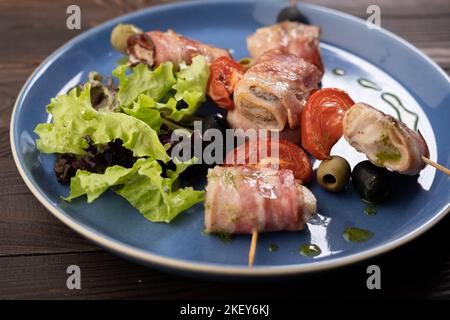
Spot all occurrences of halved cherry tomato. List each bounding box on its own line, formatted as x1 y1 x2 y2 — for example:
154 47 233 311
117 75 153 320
224 138 312 183
301 88 355 160
207 57 246 109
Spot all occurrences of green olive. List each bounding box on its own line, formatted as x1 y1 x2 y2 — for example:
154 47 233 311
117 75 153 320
111 24 142 53
317 156 351 192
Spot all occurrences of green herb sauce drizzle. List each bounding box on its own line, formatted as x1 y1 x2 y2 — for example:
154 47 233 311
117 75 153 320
364 205 377 216
357 78 382 91
343 227 374 243
299 244 322 257
208 231 234 243
381 92 419 131
332 68 346 76
334 66 420 131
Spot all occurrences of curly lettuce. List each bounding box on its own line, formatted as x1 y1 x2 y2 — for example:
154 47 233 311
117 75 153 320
113 55 209 127
64 158 145 203
34 85 169 161
171 55 210 117
120 94 174 133
65 158 204 222
113 62 176 107
34 55 210 224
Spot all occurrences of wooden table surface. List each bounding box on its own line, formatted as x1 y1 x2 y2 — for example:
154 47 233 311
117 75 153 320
1 0 449 299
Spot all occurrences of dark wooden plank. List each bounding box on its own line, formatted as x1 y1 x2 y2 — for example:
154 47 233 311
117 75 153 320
311 0 450 16
0 157 100 256
0 0 449 299
0 0 448 66
1 213 450 299
310 0 450 69
0 251 425 299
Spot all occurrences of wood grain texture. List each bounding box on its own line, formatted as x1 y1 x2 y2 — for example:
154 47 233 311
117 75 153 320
0 0 449 299
1 216 450 299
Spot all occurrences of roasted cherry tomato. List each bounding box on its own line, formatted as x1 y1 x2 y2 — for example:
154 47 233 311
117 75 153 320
224 139 312 183
207 57 246 109
301 88 355 160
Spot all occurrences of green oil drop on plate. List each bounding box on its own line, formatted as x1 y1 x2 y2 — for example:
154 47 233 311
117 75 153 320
333 68 346 76
357 78 382 91
343 227 374 243
299 244 322 257
364 205 377 216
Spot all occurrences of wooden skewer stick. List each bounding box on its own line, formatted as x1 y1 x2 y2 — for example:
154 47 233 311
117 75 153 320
422 156 450 176
248 230 258 267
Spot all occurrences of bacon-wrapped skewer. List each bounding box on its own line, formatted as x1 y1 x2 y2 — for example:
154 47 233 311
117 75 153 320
227 50 322 134
247 21 324 73
204 166 317 234
127 29 231 69
343 103 430 176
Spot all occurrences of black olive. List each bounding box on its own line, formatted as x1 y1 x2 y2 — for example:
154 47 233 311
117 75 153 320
277 6 309 24
173 113 229 181
201 113 227 137
352 161 397 203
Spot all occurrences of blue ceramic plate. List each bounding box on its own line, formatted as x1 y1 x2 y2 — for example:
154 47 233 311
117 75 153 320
11 0 450 277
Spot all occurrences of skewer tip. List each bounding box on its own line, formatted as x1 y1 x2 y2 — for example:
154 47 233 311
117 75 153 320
422 156 450 176
248 230 259 267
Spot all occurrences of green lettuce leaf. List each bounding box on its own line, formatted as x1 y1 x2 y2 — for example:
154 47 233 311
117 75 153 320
64 158 146 203
113 62 176 107
114 56 209 127
35 85 95 155
34 85 169 161
65 157 204 223
120 94 174 133
116 157 204 222
169 55 210 121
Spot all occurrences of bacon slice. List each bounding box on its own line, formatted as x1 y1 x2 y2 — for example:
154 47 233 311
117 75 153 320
204 166 317 234
127 29 230 69
343 103 429 175
247 21 324 73
230 50 321 131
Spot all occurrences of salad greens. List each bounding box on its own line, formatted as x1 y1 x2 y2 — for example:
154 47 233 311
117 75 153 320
171 56 210 119
113 62 175 107
65 158 146 203
115 158 204 223
115 55 209 126
120 94 168 133
35 85 168 160
65 158 204 222
34 55 210 223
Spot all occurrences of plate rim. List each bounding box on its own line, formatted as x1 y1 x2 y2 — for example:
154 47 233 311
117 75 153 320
10 0 450 277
